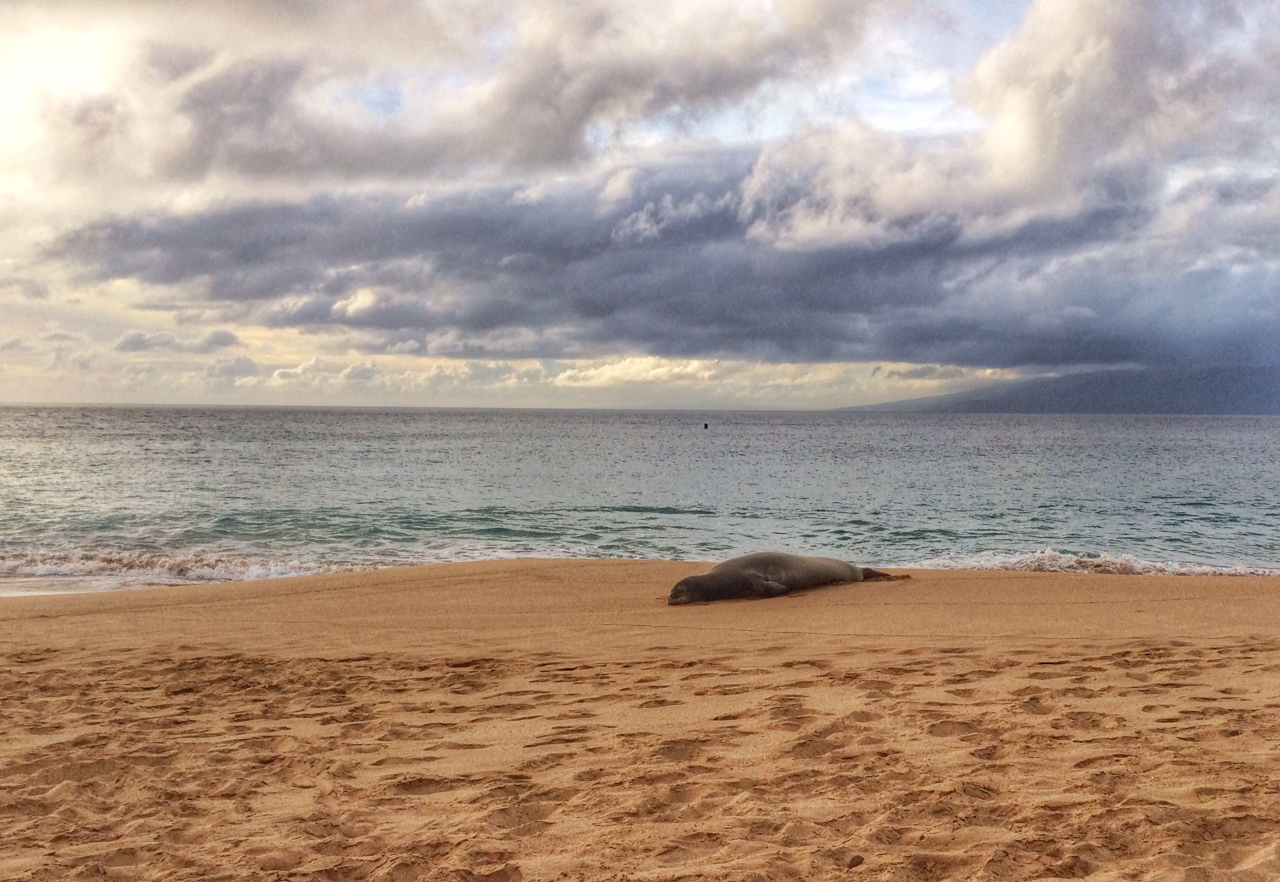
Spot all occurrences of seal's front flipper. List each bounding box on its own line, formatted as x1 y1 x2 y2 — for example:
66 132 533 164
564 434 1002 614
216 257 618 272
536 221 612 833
861 568 911 582
751 579 792 599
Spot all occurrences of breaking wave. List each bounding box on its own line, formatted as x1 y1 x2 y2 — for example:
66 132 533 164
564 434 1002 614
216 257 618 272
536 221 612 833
3 544 1276 597
0 549 340 590
913 548 1280 577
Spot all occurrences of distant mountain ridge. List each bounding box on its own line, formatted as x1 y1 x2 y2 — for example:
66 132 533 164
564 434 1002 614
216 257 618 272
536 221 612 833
845 367 1280 415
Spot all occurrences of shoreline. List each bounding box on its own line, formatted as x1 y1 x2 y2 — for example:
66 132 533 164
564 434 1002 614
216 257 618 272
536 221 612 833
5 560 1280 880
3 550 1278 600
4 560 1280 649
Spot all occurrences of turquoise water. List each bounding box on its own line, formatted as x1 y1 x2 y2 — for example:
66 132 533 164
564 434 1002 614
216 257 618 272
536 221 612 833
1 407 1278 594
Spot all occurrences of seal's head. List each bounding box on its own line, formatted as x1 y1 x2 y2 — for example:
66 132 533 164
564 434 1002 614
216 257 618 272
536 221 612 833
667 577 702 605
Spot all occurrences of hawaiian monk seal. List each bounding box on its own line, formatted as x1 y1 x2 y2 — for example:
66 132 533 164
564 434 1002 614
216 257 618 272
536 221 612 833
668 551 908 605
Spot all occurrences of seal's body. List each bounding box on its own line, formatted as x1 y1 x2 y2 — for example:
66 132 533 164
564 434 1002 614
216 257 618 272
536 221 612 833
670 550 901 604
667 551 905 605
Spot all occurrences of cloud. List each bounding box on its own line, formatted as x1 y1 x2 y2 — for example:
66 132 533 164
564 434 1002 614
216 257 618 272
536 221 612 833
26 328 99 373
11 0 900 187
113 328 240 352
114 330 173 352
38 329 86 345
0 278 49 299
269 356 324 384
205 355 258 383
54 103 1280 373
885 364 966 380
339 361 377 382
612 191 738 244
551 356 721 387
598 168 640 211
736 0 1280 273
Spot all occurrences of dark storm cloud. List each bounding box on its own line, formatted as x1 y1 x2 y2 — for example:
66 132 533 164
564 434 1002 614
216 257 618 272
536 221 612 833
56 139 1275 368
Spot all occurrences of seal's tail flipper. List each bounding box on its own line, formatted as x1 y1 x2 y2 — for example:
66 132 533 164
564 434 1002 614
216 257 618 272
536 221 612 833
862 569 911 582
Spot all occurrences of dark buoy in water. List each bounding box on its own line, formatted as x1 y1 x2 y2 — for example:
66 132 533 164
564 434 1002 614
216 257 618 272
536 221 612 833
704 423 708 429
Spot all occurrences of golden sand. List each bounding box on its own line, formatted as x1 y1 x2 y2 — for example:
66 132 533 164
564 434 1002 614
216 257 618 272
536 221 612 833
3 561 1280 880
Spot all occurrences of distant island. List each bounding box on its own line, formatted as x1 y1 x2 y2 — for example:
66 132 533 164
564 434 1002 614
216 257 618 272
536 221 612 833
845 367 1280 415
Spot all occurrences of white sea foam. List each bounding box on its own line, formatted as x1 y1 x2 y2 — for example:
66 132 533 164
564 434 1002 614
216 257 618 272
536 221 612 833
0 549 340 588
0 543 588 594
911 548 1280 577
3 544 1276 597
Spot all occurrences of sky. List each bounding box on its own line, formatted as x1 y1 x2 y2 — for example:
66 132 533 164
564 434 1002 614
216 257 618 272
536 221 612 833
1 0 1277 409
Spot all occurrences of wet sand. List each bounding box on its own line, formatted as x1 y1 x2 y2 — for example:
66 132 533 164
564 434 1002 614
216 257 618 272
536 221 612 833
3 560 1280 881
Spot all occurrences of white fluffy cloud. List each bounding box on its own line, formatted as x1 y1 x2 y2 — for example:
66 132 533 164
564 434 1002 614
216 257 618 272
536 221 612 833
1 0 898 194
742 0 1280 250
205 355 258 383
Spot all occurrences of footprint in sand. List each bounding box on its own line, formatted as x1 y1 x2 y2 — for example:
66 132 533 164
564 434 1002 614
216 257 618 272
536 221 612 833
656 739 703 761
790 733 839 758
389 775 458 796
656 831 724 866
455 864 522 882
1020 698 1052 715
927 720 979 737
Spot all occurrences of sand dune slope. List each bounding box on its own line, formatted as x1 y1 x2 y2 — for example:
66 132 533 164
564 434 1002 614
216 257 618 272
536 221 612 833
3 561 1280 881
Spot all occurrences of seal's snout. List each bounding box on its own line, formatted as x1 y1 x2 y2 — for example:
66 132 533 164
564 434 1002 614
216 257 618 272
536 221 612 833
667 580 696 605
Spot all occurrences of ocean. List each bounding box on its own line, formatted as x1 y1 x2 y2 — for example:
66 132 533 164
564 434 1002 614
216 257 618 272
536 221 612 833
1 406 1277 595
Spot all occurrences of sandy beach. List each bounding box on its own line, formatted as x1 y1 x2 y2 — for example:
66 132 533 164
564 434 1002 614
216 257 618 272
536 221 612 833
3 560 1280 881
